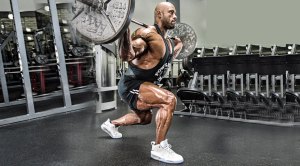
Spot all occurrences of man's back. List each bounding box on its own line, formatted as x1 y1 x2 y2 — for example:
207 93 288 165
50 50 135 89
130 26 173 70
124 25 174 84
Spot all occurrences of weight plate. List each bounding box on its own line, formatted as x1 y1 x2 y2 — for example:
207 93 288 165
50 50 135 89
182 54 193 72
34 54 49 65
167 22 197 59
71 0 135 44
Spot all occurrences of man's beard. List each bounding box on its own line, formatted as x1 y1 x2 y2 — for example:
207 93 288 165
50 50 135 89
168 24 175 29
165 23 175 29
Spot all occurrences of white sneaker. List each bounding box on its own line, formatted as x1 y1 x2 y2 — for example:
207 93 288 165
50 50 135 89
101 119 122 139
151 139 184 164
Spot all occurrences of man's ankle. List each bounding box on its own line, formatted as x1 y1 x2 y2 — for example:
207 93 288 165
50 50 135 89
111 121 119 127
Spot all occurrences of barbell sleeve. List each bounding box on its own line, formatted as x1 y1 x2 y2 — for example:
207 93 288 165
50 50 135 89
131 19 149 28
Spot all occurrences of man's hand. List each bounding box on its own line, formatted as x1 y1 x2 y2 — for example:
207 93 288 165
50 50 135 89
172 36 182 46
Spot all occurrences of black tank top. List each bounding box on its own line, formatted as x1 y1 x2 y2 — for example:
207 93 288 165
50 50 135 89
124 24 174 84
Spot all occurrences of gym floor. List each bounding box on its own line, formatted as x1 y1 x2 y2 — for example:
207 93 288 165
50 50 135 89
1 97 300 166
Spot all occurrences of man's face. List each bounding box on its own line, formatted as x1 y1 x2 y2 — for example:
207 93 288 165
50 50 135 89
161 5 177 29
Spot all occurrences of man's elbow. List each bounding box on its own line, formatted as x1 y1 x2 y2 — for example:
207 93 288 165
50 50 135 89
119 49 135 61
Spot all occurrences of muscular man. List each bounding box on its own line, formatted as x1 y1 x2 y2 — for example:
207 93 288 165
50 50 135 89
101 2 183 164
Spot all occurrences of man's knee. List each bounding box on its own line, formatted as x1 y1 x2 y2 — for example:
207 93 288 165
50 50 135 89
138 111 153 125
140 115 152 125
167 92 177 110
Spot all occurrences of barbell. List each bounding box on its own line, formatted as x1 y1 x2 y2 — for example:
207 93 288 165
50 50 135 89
71 0 197 59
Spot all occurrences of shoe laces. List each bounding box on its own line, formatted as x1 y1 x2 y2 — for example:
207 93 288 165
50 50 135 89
162 143 174 153
108 122 120 134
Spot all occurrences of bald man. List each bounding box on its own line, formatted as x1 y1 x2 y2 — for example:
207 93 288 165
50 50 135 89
101 2 184 164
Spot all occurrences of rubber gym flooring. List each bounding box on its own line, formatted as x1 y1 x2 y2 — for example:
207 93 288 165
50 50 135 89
1 97 300 166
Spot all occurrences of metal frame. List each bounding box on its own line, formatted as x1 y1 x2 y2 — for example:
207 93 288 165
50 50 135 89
286 72 300 93
227 71 244 95
174 111 300 127
48 0 72 107
246 73 258 95
259 75 270 97
271 75 284 97
0 0 93 126
0 32 13 104
10 0 35 114
199 75 212 95
213 74 225 95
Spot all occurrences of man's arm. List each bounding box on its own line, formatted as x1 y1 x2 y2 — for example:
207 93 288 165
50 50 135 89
172 37 183 59
118 28 149 61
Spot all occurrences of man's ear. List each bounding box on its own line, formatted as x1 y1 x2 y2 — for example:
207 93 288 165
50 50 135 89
157 10 162 18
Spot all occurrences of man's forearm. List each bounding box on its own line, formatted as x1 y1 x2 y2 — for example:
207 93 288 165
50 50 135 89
118 30 135 61
173 43 183 59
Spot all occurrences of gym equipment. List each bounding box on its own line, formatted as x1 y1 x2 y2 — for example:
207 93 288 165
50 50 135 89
231 44 247 55
71 0 134 44
226 90 246 118
176 44 300 123
213 46 231 56
71 46 88 57
176 70 191 88
199 47 214 57
259 46 272 56
167 23 197 59
246 44 260 54
32 28 51 65
34 54 49 65
259 55 286 98
71 0 197 59
290 44 300 54
271 45 289 56
226 54 260 96
182 55 193 73
285 91 300 121
286 54 300 92
0 32 20 66
177 72 217 115
193 55 228 96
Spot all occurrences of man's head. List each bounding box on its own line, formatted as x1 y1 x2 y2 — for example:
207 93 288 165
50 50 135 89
154 2 177 29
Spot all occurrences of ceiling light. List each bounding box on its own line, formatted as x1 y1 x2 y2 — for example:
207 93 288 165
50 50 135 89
8 14 13 20
26 27 31 32
44 6 50 11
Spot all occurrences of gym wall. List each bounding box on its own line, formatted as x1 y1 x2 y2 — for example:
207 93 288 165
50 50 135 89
130 0 164 31
132 0 300 48
205 0 300 47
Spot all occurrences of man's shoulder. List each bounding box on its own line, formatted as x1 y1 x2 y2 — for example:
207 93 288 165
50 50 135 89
133 26 157 37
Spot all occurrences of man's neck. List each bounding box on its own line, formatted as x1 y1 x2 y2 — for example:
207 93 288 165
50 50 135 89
154 22 167 38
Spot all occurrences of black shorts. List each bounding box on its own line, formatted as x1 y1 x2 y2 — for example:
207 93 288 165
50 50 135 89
118 76 145 112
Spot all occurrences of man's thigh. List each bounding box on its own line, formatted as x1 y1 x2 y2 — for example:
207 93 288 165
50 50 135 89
136 82 175 110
